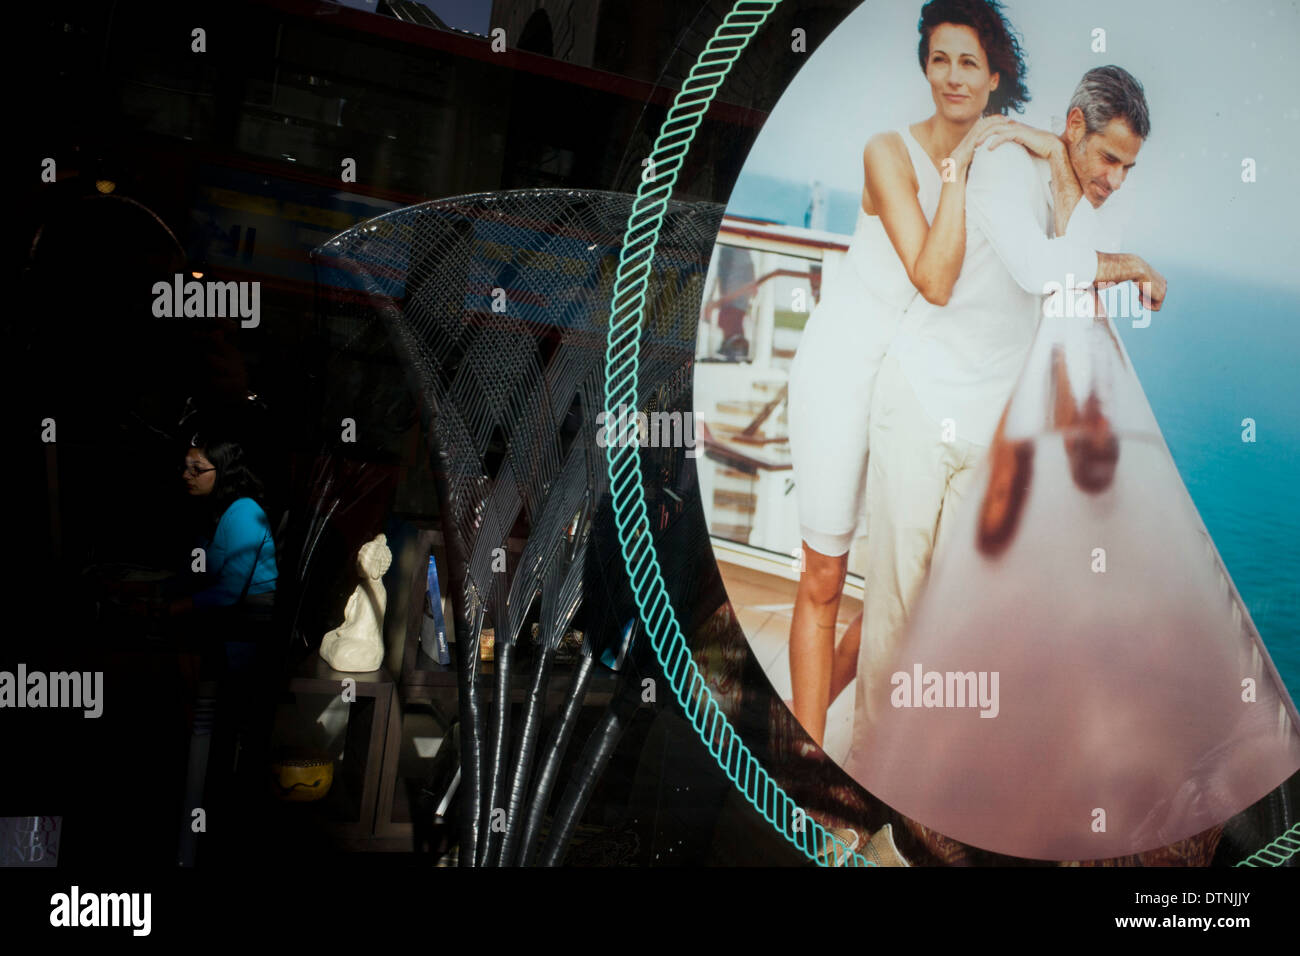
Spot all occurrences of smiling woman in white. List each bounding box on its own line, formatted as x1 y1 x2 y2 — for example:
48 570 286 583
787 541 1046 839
787 129 942 556
784 0 1034 750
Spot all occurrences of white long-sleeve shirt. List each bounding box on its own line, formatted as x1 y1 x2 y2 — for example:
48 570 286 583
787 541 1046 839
888 140 1125 447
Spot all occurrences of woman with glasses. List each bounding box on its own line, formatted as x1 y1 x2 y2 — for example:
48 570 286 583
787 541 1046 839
169 437 278 620
168 434 280 859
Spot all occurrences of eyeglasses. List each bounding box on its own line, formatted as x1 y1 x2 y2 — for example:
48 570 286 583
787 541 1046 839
180 464 216 477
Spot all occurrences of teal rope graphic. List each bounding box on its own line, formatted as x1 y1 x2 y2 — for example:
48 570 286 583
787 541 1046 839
602 0 869 867
1235 822 1300 867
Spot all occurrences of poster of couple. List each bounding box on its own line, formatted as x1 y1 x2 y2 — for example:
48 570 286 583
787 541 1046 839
693 0 1300 861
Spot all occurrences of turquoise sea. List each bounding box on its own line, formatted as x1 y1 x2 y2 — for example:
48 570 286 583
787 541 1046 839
727 174 1300 704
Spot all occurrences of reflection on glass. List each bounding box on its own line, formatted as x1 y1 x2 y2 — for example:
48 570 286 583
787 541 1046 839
847 302 1300 860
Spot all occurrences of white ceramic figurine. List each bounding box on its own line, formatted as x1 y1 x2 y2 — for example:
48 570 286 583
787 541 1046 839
319 533 392 672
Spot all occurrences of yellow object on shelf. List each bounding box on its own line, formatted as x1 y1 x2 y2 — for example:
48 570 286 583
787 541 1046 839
270 753 334 803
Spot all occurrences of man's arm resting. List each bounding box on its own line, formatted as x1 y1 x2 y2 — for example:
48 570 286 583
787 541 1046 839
1095 252 1145 283
967 143 1100 294
1095 252 1166 310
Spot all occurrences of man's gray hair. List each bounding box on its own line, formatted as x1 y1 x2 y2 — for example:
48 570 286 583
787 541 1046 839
1068 66 1151 139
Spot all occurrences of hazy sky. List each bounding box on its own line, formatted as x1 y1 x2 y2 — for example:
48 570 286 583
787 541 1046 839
419 0 492 33
736 0 1300 291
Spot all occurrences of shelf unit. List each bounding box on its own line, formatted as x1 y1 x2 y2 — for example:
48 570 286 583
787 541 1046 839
284 524 618 851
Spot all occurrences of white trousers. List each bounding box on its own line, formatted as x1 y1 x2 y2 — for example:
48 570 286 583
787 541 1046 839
853 353 987 729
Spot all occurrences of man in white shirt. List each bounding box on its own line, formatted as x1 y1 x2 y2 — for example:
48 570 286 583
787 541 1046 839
853 66 1167 728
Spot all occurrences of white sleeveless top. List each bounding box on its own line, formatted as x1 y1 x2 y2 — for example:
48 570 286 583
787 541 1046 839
841 127 944 311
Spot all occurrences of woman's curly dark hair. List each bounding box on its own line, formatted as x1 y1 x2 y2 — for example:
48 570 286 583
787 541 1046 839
917 0 1030 116
189 433 266 526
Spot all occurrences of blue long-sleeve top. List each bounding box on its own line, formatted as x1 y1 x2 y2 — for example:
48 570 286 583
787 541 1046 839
192 497 278 608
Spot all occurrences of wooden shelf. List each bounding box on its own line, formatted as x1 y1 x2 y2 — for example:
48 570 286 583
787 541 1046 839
288 651 396 694
283 654 396 842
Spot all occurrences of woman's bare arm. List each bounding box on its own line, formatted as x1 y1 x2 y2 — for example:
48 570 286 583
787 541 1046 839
864 117 1011 306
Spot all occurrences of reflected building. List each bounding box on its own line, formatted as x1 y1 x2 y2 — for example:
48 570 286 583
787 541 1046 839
19 0 858 569
492 0 698 82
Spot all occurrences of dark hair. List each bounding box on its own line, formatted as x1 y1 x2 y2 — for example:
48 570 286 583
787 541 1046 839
1067 65 1151 139
189 434 265 524
917 0 1030 115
